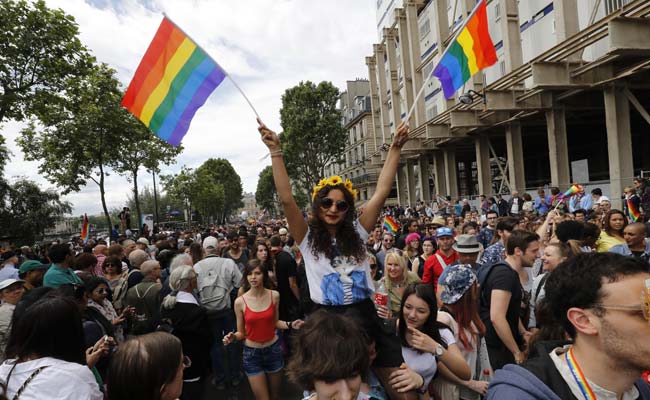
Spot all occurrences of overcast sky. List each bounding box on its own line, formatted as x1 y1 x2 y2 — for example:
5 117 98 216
3 0 377 216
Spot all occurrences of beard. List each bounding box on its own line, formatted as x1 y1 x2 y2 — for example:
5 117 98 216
601 316 650 372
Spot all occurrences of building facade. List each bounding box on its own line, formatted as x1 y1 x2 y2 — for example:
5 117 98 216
366 0 650 210
327 79 388 206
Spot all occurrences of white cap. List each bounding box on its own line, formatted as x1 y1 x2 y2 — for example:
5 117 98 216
136 237 149 245
0 279 24 291
598 195 611 204
278 228 288 235
203 236 218 249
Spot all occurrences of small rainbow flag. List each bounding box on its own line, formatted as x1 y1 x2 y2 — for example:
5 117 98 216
628 198 641 222
122 17 226 146
81 214 89 243
559 184 584 199
433 0 498 99
383 216 398 234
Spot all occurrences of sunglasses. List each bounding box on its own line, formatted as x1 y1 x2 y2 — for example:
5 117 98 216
320 198 349 212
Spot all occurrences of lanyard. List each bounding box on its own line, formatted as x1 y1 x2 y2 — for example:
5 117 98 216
565 347 597 400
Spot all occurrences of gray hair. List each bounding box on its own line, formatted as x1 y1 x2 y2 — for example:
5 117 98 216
140 260 159 277
128 249 149 269
162 266 197 309
169 253 193 274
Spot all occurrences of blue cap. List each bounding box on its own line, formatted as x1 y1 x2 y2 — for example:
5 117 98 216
440 264 477 304
435 227 454 238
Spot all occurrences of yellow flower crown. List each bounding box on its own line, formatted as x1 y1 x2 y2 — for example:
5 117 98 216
312 175 358 200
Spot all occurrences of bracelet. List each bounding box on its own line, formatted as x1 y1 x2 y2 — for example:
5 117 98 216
270 150 283 157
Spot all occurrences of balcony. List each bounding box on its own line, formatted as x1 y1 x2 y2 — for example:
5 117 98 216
350 172 380 186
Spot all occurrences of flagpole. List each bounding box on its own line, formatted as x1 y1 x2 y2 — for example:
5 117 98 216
162 13 260 119
403 0 486 122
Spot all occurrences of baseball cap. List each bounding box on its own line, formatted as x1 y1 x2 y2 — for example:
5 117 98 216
278 228 288 235
203 236 218 249
0 279 24 292
435 227 454 238
19 260 49 274
597 195 610 204
440 264 476 304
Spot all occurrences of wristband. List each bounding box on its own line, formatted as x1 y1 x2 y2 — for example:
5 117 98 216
416 374 427 394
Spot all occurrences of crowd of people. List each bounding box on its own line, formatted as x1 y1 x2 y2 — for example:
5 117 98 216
0 120 647 399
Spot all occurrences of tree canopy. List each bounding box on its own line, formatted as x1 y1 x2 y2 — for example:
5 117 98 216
279 81 346 200
255 166 277 214
195 158 243 222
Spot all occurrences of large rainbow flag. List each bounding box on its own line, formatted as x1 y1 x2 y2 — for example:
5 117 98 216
122 17 226 146
628 198 641 222
81 214 89 243
433 0 497 99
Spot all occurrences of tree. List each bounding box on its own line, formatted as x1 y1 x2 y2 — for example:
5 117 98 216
279 81 346 201
195 158 243 223
0 0 93 123
18 63 126 229
114 116 183 231
192 168 225 225
255 166 277 215
0 179 71 245
126 186 183 222
161 167 197 229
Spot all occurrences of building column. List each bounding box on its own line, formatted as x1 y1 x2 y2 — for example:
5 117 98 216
498 0 524 72
396 8 416 127
475 135 492 195
604 85 634 210
545 107 571 189
406 159 417 205
384 28 402 136
374 44 391 144
418 154 432 202
444 147 459 198
404 1 425 126
433 151 447 197
505 122 526 191
396 164 409 206
366 56 383 154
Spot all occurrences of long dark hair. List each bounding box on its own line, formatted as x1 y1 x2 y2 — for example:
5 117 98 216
106 332 182 400
309 184 365 262
398 283 450 349
603 209 627 237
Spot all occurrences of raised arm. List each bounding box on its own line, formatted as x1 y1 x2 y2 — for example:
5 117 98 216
359 122 410 232
258 118 308 244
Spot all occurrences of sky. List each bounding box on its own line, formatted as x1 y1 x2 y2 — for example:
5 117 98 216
2 0 378 216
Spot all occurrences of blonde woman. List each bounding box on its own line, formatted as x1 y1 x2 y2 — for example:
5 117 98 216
376 251 421 319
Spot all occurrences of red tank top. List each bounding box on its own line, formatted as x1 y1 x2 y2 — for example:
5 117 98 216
243 291 276 343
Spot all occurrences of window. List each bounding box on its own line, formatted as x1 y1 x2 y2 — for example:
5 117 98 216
423 61 434 78
495 2 501 20
419 19 431 39
605 0 633 14
500 60 506 77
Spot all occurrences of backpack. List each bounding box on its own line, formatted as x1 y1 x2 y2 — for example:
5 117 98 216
196 257 235 312
477 261 511 304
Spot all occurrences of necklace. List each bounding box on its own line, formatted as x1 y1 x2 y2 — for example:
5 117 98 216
565 347 597 400
392 280 406 289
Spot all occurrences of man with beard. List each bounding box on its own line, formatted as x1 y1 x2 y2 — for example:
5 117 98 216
479 230 539 370
18 260 48 292
487 253 650 399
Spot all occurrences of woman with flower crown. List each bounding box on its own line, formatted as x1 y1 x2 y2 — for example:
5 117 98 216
258 118 423 399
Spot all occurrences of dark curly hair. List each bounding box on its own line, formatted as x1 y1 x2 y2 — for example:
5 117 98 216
308 184 365 263
544 252 648 339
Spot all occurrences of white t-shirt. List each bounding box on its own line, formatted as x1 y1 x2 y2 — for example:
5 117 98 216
402 328 456 387
0 357 103 400
297 221 375 305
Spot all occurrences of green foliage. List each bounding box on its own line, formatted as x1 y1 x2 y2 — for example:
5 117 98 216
0 0 93 123
279 81 346 200
113 115 183 229
0 179 71 245
17 63 127 229
255 166 277 214
195 158 243 222
126 186 184 223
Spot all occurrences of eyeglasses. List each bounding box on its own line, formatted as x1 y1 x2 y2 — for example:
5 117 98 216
596 279 650 321
320 198 349 212
383 238 394 243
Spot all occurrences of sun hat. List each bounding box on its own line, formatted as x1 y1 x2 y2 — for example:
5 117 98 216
136 237 149 245
19 260 49 274
405 233 421 244
0 279 25 292
429 217 445 227
440 264 476 304
435 227 454 238
452 234 483 253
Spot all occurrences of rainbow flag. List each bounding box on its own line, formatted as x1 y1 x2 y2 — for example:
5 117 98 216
81 214 89 243
559 184 584 199
122 17 226 146
433 0 497 99
383 216 398 234
628 198 641 222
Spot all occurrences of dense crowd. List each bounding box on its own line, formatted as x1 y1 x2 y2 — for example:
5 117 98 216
0 121 647 399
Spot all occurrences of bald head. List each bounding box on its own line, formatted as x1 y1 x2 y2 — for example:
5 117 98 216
93 244 108 256
128 249 149 269
623 223 647 248
140 260 161 278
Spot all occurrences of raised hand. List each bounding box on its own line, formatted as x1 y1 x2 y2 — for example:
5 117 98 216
257 118 280 151
393 122 410 148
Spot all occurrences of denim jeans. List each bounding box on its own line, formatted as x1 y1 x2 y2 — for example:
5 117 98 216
208 310 241 383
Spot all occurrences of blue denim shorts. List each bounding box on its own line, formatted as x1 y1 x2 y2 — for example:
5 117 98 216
242 339 284 376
